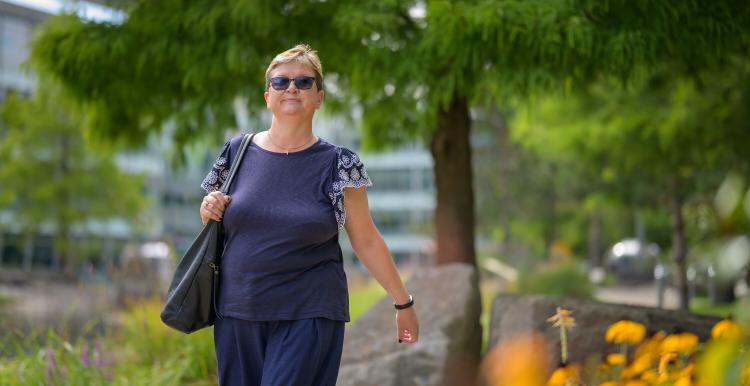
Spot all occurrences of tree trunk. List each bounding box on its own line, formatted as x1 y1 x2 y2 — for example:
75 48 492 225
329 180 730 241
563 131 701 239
430 96 476 266
668 177 689 311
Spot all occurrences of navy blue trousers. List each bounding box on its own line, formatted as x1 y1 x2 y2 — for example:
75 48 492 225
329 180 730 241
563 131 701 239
214 316 345 386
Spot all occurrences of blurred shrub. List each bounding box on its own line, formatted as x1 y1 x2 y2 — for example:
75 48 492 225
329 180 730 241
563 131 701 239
0 298 216 385
517 261 594 299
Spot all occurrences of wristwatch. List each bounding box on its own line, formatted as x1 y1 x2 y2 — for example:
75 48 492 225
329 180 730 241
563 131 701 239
394 294 414 310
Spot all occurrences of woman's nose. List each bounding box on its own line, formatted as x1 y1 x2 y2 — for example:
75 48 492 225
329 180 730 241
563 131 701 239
285 82 299 93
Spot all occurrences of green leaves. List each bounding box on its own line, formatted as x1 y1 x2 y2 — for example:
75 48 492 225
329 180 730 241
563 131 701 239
0 88 148 265
27 0 750 154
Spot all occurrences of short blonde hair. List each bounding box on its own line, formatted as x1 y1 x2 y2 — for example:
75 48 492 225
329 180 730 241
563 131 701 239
265 44 324 91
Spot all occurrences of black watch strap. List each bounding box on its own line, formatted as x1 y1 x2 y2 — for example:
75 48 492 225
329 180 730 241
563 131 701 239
394 294 414 310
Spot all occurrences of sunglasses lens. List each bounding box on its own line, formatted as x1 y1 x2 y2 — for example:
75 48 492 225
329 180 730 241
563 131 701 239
294 77 315 90
270 77 291 90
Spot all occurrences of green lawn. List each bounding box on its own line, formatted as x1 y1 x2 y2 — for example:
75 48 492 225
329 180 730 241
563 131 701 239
690 296 737 318
349 280 387 322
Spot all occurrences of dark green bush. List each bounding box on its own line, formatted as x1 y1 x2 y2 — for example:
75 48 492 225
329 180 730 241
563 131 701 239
518 261 594 298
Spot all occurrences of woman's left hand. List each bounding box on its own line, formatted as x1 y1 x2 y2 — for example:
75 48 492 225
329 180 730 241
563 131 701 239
396 307 419 344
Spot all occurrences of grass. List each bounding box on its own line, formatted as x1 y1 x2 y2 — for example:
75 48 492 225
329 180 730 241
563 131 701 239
479 280 500 355
349 280 387 321
0 298 217 385
689 296 737 318
0 293 14 307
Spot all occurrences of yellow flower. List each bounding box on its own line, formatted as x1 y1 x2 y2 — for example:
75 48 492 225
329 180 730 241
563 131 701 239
547 307 576 329
546 364 579 386
597 382 617 386
606 320 647 345
674 364 694 386
640 369 658 382
674 376 693 386
661 332 699 355
621 331 664 380
681 363 695 374
546 368 568 386
606 353 626 365
623 381 648 386
481 332 549 386
629 353 653 375
633 331 666 359
658 352 678 374
711 319 743 340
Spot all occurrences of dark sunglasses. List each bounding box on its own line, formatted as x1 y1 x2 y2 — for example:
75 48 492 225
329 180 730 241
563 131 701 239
268 76 317 91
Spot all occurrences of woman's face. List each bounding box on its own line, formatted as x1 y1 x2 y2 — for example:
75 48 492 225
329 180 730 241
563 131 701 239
263 62 324 120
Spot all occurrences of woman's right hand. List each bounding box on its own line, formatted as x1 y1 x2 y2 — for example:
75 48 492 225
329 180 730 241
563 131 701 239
200 191 231 224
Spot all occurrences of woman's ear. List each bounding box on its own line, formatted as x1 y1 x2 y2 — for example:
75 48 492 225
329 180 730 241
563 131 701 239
317 90 325 107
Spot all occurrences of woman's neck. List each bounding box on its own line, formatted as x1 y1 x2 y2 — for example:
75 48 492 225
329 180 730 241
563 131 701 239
267 118 315 148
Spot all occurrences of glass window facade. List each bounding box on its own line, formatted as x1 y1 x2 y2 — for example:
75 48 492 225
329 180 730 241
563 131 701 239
367 168 434 192
0 14 34 93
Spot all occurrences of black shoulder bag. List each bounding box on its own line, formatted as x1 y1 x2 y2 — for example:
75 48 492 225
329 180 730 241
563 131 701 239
160 132 254 333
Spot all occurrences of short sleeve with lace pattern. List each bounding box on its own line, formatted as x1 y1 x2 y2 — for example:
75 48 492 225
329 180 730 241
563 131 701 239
329 147 373 230
200 140 232 193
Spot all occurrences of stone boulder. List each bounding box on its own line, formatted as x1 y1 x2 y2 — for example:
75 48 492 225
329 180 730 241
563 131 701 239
338 263 483 386
488 294 723 366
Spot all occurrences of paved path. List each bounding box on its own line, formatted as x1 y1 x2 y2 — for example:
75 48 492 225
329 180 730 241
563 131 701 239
595 283 680 310
0 280 115 336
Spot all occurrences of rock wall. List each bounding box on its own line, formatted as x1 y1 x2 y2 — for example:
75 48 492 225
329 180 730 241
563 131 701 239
338 263 483 386
488 294 722 366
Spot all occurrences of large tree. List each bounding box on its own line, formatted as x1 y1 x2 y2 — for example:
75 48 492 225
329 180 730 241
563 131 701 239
29 0 750 268
0 88 147 273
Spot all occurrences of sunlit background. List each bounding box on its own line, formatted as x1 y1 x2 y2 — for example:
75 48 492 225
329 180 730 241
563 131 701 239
0 1 749 385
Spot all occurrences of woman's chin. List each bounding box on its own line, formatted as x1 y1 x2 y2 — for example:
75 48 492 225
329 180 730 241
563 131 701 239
275 108 311 118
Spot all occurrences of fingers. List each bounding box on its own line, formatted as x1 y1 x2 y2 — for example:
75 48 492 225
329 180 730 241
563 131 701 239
200 192 231 221
396 316 419 344
396 308 419 344
398 329 417 344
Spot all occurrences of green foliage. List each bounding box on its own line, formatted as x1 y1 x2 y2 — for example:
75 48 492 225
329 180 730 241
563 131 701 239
0 87 148 267
27 0 750 270
0 300 214 385
0 293 14 307
473 109 656 262
517 261 594 298
0 282 392 384
511 55 750 235
28 0 750 152
0 332 114 385
30 0 344 154
690 296 737 317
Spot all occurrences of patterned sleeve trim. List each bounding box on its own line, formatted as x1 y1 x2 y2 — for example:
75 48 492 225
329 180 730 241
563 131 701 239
200 141 231 193
329 147 373 230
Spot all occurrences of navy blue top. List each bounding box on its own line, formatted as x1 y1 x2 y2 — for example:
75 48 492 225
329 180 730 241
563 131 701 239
201 134 372 322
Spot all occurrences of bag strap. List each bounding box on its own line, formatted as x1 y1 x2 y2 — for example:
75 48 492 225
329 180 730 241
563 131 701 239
219 132 255 194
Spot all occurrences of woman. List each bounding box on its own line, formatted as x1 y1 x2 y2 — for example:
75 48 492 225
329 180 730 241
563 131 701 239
199 44 420 385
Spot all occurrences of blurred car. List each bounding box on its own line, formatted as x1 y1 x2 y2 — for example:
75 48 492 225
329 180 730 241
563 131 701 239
687 235 750 303
604 238 662 283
